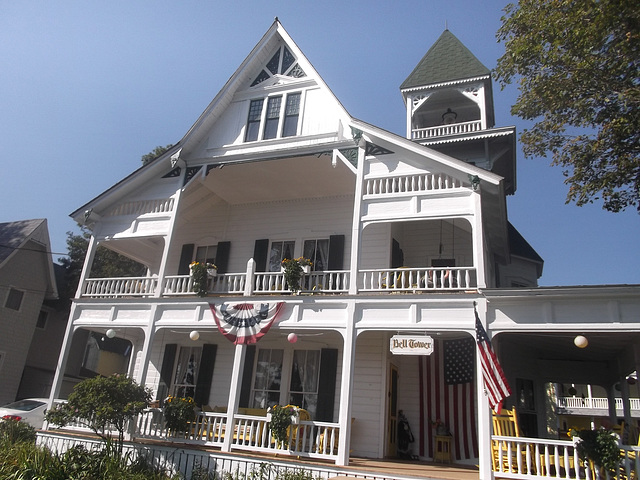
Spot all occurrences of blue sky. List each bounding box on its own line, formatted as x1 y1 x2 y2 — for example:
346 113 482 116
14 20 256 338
1 0 637 286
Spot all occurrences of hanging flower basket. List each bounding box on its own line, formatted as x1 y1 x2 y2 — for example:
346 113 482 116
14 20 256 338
189 261 217 297
280 257 312 292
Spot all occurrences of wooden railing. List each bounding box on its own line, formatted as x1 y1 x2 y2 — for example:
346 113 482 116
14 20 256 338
412 120 482 140
79 267 475 298
81 276 158 297
492 435 640 479
359 267 474 292
364 172 462 195
133 410 341 460
557 396 640 412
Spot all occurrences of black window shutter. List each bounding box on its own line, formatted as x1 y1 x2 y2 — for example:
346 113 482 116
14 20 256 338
328 235 345 270
215 241 231 274
239 345 257 408
157 343 177 403
253 239 269 272
315 348 338 422
194 344 217 407
178 244 195 275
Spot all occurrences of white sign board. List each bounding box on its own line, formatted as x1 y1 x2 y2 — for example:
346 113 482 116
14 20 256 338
390 335 434 355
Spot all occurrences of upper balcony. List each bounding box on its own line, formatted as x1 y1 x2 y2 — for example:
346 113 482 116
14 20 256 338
411 119 483 141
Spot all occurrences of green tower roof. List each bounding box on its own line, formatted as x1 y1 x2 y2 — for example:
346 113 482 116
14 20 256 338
400 30 490 90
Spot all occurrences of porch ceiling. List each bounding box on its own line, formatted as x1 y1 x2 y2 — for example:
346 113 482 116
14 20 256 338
498 331 640 385
195 154 356 205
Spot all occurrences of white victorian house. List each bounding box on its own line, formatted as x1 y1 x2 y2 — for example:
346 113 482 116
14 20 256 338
46 21 640 480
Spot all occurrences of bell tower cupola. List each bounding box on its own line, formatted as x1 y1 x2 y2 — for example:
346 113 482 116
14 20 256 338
401 29 517 195
401 29 494 140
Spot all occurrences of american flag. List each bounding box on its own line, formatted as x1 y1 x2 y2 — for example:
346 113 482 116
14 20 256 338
420 339 478 461
475 309 511 412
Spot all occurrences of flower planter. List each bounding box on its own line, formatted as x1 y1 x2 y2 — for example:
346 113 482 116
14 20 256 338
207 268 217 277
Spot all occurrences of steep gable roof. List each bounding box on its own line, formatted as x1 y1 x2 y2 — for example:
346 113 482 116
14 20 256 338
0 219 46 265
400 29 490 90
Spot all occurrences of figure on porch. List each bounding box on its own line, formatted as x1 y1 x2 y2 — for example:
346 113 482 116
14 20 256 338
397 410 418 460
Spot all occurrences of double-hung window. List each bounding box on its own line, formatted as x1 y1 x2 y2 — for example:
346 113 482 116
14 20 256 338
195 245 217 265
289 349 320 418
244 92 301 142
245 99 264 142
303 239 329 271
269 240 295 272
172 346 202 398
250 348 283 409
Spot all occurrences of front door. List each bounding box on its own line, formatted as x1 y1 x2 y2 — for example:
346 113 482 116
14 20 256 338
387 364 399 457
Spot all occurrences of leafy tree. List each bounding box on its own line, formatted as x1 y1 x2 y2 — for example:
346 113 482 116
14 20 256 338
58 229 147 302
46 374 151 454
141 144 174 166
495 0 640 212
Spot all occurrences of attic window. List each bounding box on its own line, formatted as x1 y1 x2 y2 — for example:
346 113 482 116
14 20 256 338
250 45 306 87
244 92 302 142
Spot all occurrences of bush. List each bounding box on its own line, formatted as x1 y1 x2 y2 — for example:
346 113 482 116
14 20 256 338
163 396 195 432
0 418 36 445
46 374 151 453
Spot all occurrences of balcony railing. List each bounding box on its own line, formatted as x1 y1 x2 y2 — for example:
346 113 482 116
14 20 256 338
364 172 462 196
412 120 483 140
78 266 476 299
557 396 640 412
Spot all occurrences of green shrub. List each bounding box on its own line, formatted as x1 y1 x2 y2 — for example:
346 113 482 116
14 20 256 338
163 396 195 432
0 418 36 445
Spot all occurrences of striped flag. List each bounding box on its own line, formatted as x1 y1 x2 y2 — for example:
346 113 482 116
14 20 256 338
420 339 478 461
475 308 511 412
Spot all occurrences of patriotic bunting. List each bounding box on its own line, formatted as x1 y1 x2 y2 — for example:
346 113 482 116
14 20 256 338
209 302 284 345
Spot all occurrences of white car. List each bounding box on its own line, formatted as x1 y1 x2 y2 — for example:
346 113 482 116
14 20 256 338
0 398 56 429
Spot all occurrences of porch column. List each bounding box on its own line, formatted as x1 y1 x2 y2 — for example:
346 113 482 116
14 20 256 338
154 157 187 297
75 234 99 298
607 384 618 425
348 144 366 295
134 307 157 385
620 377 632 442
47 303 79 420
470 193 487 288
336 305 357 466
475 299 492 480
222 343 246 452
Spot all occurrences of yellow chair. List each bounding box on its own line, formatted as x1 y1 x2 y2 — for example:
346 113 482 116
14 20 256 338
491 408 533 474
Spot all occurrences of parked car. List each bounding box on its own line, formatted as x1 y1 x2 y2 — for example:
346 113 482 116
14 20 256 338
0 398 58 429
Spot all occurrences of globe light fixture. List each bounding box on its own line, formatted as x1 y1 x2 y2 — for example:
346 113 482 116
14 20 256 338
574 335 588 348
106 329 116 339
190 330 200 341
287 333 298 343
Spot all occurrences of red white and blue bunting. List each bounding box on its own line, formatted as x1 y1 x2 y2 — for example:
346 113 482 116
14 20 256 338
209 302 284 345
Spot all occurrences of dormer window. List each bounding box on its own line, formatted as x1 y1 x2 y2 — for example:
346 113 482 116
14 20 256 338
244 92 301 142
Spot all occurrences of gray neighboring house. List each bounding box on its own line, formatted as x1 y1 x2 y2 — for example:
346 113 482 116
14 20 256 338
0 219 58 405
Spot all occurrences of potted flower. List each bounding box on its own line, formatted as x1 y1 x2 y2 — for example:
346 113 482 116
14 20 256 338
189 261 216 297
163 396 195 433
281 257 312 292
267 404 299 447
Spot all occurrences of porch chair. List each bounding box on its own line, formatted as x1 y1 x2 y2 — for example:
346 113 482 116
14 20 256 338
491 408 535 474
